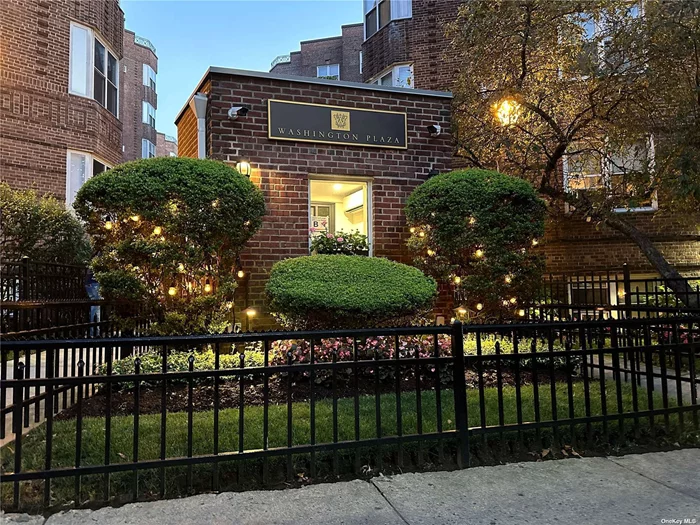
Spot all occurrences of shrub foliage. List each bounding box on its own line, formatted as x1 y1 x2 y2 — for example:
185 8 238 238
0 183 90 265
74 158 266 335
405 169 546 320
266 255 437 329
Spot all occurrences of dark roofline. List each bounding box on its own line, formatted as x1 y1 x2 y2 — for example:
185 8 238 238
300 35 342 45
175 67 452 125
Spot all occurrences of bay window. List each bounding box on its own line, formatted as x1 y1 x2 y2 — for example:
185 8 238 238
143 64 157 92
372 64 414 88
364 0 412 39
142 139 156 159
66 151 109 206
69 22 119 117
143 101 156 128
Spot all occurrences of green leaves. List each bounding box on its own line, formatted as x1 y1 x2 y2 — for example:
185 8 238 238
406 169 546 319
266 255 438 330
0 183 90 264
74 158 266 335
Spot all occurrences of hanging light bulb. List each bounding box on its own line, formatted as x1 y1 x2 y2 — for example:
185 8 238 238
419 231 425 238
204 279 212 293
237 269 245 279
510 297 517 304
104 221 113 230
427 249 435 256
130 215 140 222
168 287 177 296
504 275 513 284
502 299 510 307
177 263 185 272
531 238 539 246
454 276 462 285
410 227 416 234
476 303 484 311
474 249 484 258
518 309 526 317
153 226 162 235
212 199 220 208
469 216 476 226
225 301 234 310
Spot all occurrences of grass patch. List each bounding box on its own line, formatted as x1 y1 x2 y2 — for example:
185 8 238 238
2 381 696 512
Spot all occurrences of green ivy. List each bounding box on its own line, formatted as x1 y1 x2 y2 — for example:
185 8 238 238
266 255 437 329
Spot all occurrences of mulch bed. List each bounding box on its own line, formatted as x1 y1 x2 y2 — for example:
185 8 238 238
55 368 573 420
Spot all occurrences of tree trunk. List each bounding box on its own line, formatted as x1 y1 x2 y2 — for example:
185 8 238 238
604 215 699 309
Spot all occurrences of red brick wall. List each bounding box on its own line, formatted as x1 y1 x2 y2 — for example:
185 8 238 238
270 24 364 82
120 30 158 162
0 0 123 198
156 132 177 157
177 71 454 327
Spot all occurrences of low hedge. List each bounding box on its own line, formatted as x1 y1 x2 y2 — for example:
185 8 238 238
265 255 437 329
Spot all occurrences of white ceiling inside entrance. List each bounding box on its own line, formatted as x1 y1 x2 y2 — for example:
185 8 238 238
310 180 365 201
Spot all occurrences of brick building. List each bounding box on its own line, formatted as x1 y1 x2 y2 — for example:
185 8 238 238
176 68 453 326
156 132 178 157
120 30 158 162
0 0 124 205
269 23 363 83
360 0 700 277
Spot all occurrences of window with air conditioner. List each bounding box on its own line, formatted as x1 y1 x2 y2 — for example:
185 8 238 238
69 22 119 117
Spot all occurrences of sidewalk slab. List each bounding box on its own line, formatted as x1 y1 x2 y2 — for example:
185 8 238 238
373 450 700 525
42 479 403 525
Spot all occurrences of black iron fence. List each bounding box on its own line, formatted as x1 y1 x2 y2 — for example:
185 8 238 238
526 265 700 321
1 317 698 512
1 259 89 303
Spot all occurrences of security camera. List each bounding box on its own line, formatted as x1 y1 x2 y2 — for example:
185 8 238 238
427 124 441 136
228 106 249 120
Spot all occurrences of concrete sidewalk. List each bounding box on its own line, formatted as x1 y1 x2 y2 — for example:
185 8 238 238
3 449 699 525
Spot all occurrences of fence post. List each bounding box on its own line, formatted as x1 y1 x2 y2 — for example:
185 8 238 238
451 320 470 468
622 263 632 317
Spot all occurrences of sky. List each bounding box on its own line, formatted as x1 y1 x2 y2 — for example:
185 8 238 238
121 0 361 137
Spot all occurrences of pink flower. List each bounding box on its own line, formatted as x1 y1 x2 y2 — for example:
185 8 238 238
321 220 327 226
337 237 344 242
309 227 316 233
326 233 333 238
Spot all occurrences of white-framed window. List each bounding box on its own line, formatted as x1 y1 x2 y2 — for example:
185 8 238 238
143 64 156 91
316 64 340 80
66 151 110 206
564 138 657 212
309 178 373 255
142 101 156 128
69 22 119 117
142 139 155 159
371 63 414 88
364 0 412 40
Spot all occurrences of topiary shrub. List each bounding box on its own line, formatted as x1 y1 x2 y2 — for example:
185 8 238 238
405 169 546 321
0 183 90 265
266 255 437 329
74 157 266 335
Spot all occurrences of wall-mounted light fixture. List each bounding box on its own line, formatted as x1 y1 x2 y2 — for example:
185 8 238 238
236 160 252 177
428 167 440 178
427 124 441 137
228 106 249 120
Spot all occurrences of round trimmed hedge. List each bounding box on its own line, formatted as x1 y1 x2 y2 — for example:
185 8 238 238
266 255 437 329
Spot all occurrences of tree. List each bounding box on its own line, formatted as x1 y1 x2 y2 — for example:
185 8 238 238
0 183 90 265
405 169 546 320
74 158 266 335
447 0 700 307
